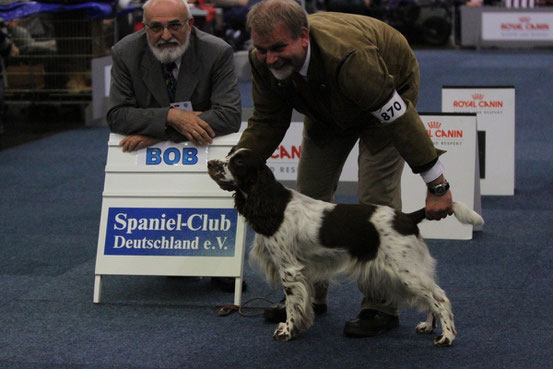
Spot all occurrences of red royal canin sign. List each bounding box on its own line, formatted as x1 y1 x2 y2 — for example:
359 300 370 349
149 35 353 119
482 12 553 41
452 94 504 109
426 121 464 139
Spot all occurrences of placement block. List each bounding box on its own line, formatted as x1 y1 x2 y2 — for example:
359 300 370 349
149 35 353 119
94 133 247 305
442 86 515 196
401 113 481 240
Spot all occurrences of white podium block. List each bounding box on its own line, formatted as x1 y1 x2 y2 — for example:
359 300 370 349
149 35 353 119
401 113 481 240
442 86 515 196
94 133 247 306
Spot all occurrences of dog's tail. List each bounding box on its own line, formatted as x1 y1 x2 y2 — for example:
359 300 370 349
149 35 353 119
406 202 484 226
452 201 484 226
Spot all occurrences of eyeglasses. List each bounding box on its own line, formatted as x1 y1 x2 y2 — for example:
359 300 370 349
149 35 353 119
146 21 187 34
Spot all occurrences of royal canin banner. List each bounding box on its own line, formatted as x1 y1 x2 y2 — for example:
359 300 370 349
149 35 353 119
442 87 515 196
239 122 358 181
482 13 553 41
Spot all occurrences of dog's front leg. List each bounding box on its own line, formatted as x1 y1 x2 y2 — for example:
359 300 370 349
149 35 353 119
416 312 436 334
273 266 314 342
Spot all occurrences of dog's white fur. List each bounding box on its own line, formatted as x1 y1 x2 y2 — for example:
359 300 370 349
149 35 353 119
208 148 484 346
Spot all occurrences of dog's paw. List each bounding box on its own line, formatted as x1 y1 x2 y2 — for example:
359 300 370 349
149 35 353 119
434 334 454 347
416 321 435 334
273 322 292 342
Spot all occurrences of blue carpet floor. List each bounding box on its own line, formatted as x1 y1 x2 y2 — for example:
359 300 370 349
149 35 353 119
1 48 552 369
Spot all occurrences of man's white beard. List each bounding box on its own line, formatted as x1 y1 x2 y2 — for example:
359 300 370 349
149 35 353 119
269 63 295 80
149 37 190 63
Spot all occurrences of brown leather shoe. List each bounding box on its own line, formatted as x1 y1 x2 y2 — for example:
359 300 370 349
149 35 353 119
343 309 399 337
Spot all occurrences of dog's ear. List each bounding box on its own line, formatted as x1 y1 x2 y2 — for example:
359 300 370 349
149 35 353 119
227 147 267 169
231 148 266 170
229 148 268 192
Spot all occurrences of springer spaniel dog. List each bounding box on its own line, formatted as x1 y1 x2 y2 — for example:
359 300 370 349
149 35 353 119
207 148 484 346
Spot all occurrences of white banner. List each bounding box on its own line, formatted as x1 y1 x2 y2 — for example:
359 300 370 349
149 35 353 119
239 122 359 181
442 87 515 196
482 12 553 41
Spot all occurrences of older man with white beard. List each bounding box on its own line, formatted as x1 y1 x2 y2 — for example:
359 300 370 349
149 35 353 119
107 0 241 151
107 0 243 293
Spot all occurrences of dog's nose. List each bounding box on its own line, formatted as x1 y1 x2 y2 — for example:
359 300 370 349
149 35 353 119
207 161 215 169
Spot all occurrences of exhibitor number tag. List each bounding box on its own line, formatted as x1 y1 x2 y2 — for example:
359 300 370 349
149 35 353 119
371 90 407 124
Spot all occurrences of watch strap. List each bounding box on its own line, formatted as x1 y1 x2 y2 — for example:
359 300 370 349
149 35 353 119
428 181 450 196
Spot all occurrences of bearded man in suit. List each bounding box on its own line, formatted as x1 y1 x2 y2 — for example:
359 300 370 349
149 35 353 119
236 0 454 337
107 0 241 152
107 0 242 292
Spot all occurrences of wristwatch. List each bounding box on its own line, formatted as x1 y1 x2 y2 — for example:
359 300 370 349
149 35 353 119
428 181 450 196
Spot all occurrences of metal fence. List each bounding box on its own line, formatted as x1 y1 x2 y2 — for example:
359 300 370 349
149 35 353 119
5 12 114 104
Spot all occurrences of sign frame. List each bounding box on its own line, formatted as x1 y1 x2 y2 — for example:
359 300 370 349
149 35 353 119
442 86 515 196
94 133 247 306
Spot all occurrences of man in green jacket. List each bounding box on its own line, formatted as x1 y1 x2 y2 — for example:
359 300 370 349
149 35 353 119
237 0 453 337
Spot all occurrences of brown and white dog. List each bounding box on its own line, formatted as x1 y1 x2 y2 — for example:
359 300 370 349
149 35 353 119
207 148 484 346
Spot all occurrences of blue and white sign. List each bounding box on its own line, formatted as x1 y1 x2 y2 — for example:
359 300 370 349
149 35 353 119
104 207 238 257
94 133 247 305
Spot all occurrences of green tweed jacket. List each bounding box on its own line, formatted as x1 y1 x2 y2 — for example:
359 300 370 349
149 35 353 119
238 12 442 173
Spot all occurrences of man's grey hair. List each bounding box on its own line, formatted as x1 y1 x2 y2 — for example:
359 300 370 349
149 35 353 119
246 0 308 39
142 0 192 23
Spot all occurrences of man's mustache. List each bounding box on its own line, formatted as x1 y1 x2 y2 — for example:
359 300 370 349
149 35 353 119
156 39 179 47
268 60 288 69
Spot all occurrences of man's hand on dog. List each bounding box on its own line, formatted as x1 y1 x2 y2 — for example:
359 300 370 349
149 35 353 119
425 175 454 220
425 191 453 220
